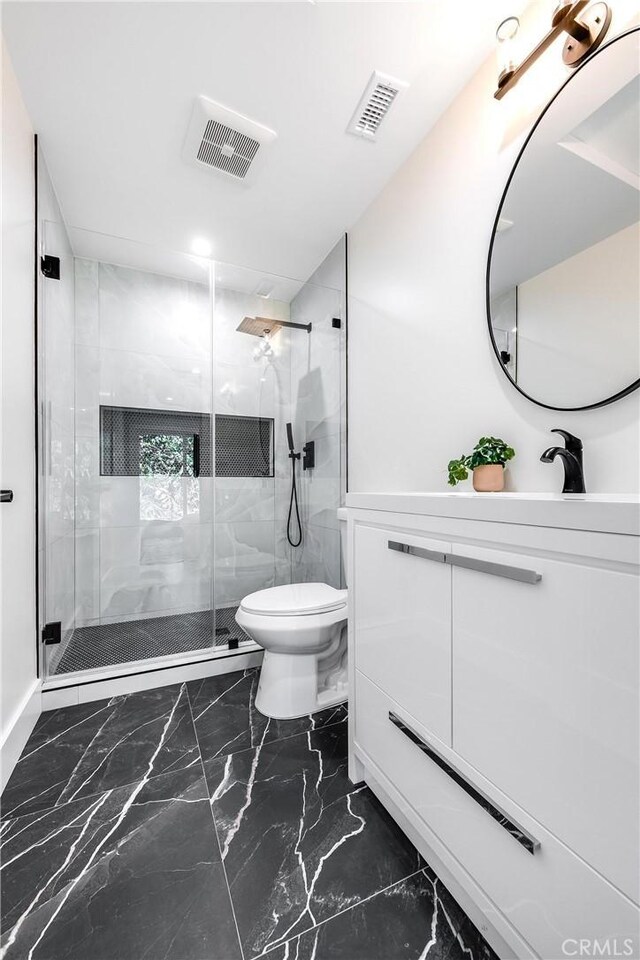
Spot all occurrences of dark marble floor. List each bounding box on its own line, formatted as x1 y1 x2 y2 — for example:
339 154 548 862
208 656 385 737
1 668 499 960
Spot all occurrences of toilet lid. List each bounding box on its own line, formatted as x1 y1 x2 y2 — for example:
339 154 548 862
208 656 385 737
240 582 348 617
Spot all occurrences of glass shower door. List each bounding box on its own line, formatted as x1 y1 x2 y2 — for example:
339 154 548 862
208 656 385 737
40 226 223 677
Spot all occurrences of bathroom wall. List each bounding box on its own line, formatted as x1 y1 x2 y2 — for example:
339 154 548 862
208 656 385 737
287 238 346 588
213 286 291 606
348 5 640 494
1 41 39 766
39 157 76 670
74 260 213 626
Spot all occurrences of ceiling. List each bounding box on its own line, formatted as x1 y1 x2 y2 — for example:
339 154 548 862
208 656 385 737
4 1 519 282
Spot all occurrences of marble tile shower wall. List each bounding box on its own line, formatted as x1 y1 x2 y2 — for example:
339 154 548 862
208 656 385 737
286 238 346 588
41 219 76 665
74 261 214 627
213 286 292 604
72 253 343 635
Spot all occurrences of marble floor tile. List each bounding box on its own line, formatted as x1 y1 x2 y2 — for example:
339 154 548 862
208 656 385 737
1 684 198 819
1 661 498 960
260 867 499 960
0 766 240 960
207 725 423 959
188 667 347 762
203 722 351 823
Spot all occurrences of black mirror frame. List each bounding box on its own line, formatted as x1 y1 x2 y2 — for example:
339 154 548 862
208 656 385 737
486 26 640 413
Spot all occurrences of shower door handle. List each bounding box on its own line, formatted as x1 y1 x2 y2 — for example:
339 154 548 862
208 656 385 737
193 434 201 478
1 490 14 503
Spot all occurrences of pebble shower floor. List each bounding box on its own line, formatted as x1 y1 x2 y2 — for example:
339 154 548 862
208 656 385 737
53 606 251 674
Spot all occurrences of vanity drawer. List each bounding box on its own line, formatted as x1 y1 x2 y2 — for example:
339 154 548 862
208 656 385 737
354 670 640 959
353 523 452 745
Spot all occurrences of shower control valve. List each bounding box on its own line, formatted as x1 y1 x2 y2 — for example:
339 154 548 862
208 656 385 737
303 441 315 471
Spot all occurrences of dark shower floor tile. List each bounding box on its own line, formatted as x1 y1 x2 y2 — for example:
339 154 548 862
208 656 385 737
188 666 347 762
0 683 198 819
53 605 251 674
1 666 498 960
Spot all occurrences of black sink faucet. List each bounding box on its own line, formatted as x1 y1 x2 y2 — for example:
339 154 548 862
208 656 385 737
540 429 586 493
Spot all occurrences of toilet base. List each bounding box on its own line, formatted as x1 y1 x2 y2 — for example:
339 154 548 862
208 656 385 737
256 650 347 720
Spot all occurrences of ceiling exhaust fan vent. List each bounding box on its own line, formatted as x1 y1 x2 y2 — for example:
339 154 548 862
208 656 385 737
184 96 277 183
347 70 408 140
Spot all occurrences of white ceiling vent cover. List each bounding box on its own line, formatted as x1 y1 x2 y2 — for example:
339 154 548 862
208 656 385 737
184 96 277 183
347 70 408 140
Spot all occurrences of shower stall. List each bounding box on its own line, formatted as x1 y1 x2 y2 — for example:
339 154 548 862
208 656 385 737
37 188 346 686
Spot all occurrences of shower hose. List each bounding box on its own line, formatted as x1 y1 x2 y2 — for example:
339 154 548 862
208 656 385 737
287 453 303 548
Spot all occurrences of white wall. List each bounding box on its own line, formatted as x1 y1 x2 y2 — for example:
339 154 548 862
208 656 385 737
0 41 40 782
348 8 640 495
517 222 640 408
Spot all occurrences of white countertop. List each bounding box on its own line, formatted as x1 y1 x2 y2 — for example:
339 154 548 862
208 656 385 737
345 492 640 537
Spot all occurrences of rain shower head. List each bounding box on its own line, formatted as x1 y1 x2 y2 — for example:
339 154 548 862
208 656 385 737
236 316 312 338
236 316 283 338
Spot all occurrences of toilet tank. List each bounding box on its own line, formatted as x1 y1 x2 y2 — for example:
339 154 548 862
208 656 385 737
337 507 348 588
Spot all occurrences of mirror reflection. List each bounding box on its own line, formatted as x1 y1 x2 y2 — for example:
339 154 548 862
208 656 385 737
488 31 639 410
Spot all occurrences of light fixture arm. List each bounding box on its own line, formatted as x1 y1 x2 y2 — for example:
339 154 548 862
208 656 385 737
494 1 611 100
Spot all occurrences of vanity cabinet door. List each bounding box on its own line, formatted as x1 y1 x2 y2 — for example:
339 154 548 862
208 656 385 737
452 544 639 902
353 523 452 746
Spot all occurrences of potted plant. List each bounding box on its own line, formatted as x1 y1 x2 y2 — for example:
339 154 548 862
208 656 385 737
447 437 515 492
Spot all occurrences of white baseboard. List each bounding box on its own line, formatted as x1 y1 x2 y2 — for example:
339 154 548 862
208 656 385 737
0 679 42 792
42 650 263 709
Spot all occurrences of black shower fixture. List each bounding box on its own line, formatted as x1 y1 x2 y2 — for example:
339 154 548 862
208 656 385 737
285 422 303 547
302 441 315 471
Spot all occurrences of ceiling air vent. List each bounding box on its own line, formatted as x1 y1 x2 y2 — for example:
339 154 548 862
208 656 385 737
347 70 408 141
184 96 277 184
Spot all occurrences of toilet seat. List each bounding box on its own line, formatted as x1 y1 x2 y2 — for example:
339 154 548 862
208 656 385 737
240 582 347 618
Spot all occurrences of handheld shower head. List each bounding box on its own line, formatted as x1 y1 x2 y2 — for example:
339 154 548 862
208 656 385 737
286 422 295 454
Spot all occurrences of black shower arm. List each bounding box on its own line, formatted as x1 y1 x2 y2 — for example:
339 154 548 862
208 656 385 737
275 320 312 333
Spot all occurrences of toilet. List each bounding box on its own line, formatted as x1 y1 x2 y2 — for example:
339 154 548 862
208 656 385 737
235 508 348 719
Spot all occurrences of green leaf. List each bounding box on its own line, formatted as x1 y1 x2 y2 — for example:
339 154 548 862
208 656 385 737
448 436 515 475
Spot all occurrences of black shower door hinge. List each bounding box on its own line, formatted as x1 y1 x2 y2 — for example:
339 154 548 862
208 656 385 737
332 317 341 329
42 621 62 645
41 255 61 279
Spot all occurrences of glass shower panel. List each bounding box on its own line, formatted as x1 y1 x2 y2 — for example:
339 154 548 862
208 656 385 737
39 226 347 679
40 226 224 676
288 238 346 589
212 238 346 624
39 219 77 678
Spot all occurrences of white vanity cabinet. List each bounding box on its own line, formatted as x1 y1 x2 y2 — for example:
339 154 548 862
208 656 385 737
347 494 640 960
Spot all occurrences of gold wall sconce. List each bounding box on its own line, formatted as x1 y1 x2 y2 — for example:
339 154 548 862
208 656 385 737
494 1 612 99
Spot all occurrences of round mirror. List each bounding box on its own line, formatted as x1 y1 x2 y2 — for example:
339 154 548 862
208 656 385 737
487 29 640 411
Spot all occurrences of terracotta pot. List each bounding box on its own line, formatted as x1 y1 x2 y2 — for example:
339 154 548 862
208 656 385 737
472 464 504 492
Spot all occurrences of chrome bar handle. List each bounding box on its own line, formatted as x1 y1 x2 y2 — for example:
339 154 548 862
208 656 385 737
447 553 542 584
388 540 541 584
387 541 447 564
389 712 540 855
